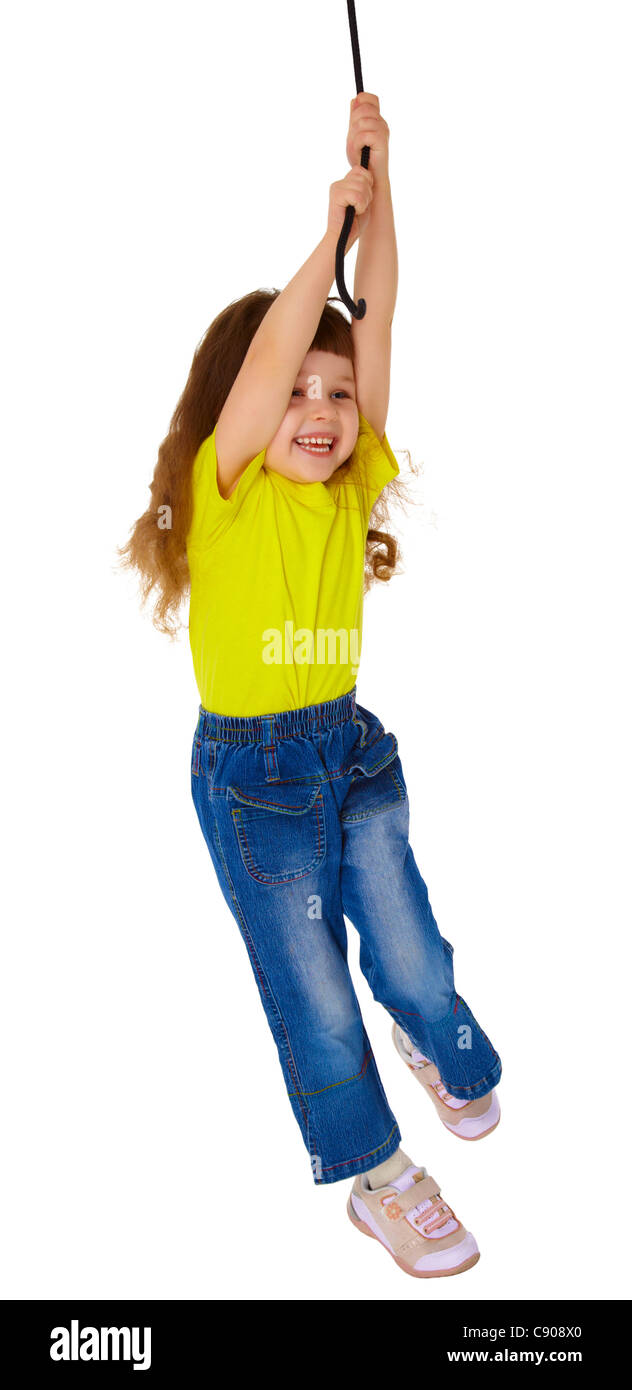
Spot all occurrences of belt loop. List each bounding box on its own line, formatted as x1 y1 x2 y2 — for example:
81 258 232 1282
350 693 368 746
261 715 280 782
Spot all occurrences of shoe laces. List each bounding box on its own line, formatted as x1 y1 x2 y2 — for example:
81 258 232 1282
414 1056 470 1111
384 1179 457 1238
400 1029 469 1111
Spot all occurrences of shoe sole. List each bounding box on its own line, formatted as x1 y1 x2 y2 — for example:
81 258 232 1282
346 1195 480 1278
442 1108 501 1141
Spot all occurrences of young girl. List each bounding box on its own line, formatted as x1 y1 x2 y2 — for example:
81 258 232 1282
122 94 501 1280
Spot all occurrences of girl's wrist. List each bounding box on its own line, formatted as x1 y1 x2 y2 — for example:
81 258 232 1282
322 225 339 251
371 168 391 196
321 223 350 264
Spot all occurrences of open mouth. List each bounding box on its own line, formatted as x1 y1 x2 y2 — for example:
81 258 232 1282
294 436 337 455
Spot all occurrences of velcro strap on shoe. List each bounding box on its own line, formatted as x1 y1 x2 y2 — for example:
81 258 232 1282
389 1174 441 1215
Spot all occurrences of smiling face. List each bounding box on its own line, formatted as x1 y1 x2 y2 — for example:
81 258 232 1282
264 349 359 483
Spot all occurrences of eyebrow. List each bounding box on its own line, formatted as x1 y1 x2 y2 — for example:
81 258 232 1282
296 370 355 385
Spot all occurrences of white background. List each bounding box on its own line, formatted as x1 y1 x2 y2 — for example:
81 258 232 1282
1 0 630 1303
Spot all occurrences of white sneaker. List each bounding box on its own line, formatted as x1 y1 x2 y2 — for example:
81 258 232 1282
347 1154 480 1278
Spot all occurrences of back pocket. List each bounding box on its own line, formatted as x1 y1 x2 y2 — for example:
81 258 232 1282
228 781 326 884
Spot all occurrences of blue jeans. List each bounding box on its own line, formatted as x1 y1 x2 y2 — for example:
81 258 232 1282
191 686 502 1186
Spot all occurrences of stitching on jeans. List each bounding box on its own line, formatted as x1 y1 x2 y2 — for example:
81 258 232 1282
228 787 321 812
212 817 269 1000
263 742 279 779
455 995 501 1065
321 1122 400 1174
210 780 324 791
198 692 359 744
341 768 407 824
204 744 399 794
388 994 501 1093
196 706 397 779
211 813 310 1124
287 1047 373 1098
202 712 354 741
232 796 326 884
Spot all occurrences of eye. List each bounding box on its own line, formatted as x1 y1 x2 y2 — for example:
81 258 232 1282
291 388 351 399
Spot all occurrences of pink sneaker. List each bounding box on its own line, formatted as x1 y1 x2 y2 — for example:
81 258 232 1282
347 1157 480 1278
392 1022 500 1140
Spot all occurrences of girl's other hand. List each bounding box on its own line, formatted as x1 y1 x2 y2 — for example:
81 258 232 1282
327 165 374 250
346 93 390 180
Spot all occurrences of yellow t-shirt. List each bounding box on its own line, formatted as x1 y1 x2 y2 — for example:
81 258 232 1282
186 412 400 716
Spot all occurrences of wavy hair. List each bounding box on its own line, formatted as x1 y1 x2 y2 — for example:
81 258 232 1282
119 290 416 635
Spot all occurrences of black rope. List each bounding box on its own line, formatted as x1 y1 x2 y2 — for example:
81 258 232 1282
335 0 370 320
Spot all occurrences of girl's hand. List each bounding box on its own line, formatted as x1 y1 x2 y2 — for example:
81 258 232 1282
327 165 374 251
346 93 390 180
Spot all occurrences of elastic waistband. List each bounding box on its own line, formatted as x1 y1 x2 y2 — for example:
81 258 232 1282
197 686 358 744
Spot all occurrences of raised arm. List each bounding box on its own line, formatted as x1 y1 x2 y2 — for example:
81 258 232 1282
347 94 397 441
215 166 374 498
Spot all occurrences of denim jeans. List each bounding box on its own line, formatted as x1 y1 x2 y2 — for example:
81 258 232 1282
191 686 502 1186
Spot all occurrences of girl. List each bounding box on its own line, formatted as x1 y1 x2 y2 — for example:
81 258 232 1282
122 94 501 1280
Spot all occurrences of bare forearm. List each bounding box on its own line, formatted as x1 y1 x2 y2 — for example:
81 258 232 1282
247 227 340 374
354 177 398 326
214 165 372 492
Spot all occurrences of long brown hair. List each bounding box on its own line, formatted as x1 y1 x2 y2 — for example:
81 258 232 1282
119 290 415 636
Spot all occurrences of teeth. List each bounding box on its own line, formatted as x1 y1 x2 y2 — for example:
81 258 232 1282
296 436 334 448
